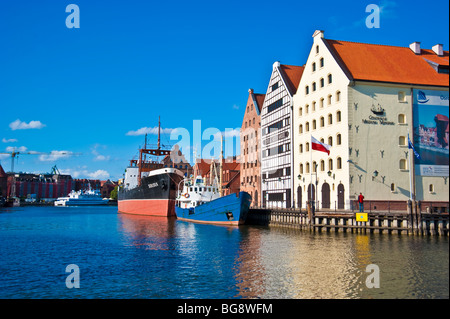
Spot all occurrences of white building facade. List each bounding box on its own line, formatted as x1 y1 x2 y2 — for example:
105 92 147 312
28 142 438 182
260 62 304 208
293 30 449 211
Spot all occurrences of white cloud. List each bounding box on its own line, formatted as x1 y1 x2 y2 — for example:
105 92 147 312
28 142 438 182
9 119 46 130
2 138 18 143
39 150 73 162
87 170 110 179
6 146 27 152
126 126 176 136
232 104 240 110
59 168 110 180
214 128 241 139
91 144 110 161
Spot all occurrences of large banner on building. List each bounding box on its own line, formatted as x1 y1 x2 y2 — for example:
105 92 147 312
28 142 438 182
413 89 449 176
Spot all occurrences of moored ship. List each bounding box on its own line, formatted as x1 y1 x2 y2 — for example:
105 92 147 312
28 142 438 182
175 175 251 226
54 188 109 206
118 117 185 217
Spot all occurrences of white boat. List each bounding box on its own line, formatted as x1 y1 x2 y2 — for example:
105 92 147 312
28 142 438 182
54 188 109 206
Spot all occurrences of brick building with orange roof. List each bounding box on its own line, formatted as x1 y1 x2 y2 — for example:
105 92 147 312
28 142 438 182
293 30 449 212
192 157 240 196
240 88 265 207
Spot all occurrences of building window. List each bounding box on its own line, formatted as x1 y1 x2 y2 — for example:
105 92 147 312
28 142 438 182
299 124 303 134
272 82 279 91
336 91 341 102
299 144 303 153
328 136 333 146
267 98 283 113
337 133 342 145
306 142 310 152
429 184 434 193
312 119 317 130
305 104 309 114
328 94 332 105
312 82 316 91
306 162 310 173
320 78 324 88
305 122 310 132
391 183 396 192
399 136 406 146
320 98 324 108
328 74 332 84
320 57 324 67
398 91 406 102
328 159 333 171
336 110 341 122
300 164 304 174
316 45 319 54
399 159 407 170
305 86 309 95
328 113 333 125
337 157 342 169
398 114 406 124
320 160 325 171
320 116 325 127
312 62 316 72
299 107 303 116
312 101 316 112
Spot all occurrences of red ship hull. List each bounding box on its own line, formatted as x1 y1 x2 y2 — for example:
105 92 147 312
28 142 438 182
118 199 176 217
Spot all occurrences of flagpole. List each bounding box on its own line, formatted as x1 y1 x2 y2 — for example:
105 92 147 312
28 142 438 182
408 133 413 201
310 135 313 208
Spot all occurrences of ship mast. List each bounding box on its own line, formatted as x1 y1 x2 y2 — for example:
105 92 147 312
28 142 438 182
219 134 223 196
137 116 171 186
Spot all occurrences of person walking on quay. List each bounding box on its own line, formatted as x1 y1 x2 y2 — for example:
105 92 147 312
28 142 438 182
358 193 364 212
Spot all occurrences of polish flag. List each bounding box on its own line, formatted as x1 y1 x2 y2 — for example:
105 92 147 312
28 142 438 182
311 136 331 155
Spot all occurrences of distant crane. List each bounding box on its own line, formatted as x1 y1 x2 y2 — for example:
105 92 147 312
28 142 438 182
0 148 81 200
0 148 81 173
50 165 61 175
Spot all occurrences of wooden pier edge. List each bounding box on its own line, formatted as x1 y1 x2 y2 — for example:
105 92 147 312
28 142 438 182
245 207 449 236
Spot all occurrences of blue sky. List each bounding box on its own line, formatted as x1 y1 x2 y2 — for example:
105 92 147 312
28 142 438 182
0 0 449 181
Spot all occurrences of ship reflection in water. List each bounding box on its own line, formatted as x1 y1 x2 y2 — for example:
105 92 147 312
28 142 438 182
119 215 449 299
1 206 446 298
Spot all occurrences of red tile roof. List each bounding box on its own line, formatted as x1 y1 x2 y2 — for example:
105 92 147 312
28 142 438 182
279 64 305 95
254 93 265 113
324 39 449 87
0 164 6 178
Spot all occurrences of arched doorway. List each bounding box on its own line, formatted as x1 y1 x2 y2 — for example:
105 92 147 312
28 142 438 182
307 184 315 202
337 183 345 209
321 183 330 209
297 186 302 209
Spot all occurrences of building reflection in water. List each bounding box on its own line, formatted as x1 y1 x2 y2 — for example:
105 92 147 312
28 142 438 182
233 227 377 299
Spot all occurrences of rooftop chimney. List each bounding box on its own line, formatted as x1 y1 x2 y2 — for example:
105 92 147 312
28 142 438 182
313 30 324 38
409 42 421 54
432 44 443 56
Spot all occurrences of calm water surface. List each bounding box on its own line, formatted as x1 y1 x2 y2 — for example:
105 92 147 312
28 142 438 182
0 206 448 299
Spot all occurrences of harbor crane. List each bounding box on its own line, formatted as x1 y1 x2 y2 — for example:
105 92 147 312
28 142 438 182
0 148 81 203
0 148 81 173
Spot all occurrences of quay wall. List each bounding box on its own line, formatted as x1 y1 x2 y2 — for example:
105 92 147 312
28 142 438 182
246 208 449 236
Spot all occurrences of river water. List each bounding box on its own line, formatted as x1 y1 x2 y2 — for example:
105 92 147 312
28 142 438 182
0 206 448 299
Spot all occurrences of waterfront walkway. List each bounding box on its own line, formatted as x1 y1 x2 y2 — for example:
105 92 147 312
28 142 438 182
246 206 449 237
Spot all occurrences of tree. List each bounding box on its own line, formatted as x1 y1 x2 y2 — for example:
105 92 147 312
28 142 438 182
110 186 118 200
